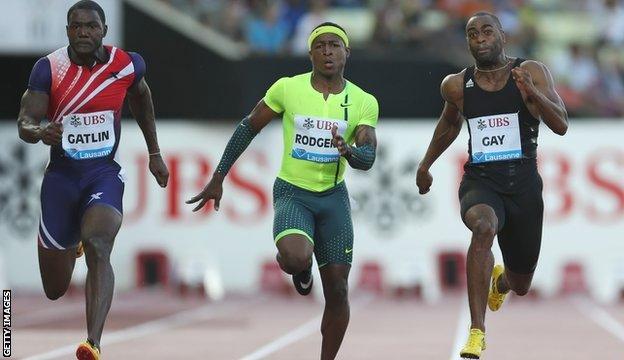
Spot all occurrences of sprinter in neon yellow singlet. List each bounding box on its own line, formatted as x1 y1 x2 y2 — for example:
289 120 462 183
187 22 378 359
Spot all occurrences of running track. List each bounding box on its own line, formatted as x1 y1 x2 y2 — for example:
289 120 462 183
10 290 624 359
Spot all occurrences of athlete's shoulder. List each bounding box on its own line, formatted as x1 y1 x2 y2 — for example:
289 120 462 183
286 72 311 85
267 73 310 94
106 46 131 61
518 58 550 74
441 70 465 103
346 80 377 102
45 46 70 65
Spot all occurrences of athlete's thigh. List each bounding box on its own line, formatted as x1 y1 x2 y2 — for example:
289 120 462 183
80 168 124 244
315 182 353 268
38 246 76 291
80 165 125 218
459 176 505 231
39 170 81 251
498 176 544 274
273 178 315 248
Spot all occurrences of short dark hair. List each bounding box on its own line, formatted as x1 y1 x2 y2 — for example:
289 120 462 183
67 0 106 24
470 11 502 29
312 22 347 34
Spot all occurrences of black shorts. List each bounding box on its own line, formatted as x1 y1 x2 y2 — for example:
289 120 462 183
459 160 543 274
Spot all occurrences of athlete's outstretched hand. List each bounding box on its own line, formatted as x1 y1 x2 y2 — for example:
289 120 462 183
149 154 169 188
39 122 63 146
186 173 224 212
416 167 433 195
331 124 352 157
512 67 537 101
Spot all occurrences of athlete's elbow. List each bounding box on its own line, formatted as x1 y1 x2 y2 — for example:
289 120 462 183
17 125 38 144
360 159 375 171
554 122 568 136
349 157 375 171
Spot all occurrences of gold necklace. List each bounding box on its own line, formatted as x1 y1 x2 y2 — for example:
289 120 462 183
475 59 511 73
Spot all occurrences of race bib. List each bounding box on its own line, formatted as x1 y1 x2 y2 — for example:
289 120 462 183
467 112 522 163
291 115 347 163
61 110 115 160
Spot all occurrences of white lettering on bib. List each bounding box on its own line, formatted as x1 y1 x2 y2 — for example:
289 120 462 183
291 115 347 163
61 110 115 160
467 112 522 163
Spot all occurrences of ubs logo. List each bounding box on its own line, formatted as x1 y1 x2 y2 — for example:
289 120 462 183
70 115 82 127
303 118 314 130
477 119 486 131
488 117 510 128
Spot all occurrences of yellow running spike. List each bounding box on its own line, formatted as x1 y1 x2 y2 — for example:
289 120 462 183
460 328 486 359
488 264 508 312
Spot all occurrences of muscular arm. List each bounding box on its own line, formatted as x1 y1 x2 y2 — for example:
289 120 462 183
127 78 169 187
127 78 161 154
17 90 49 143
418 74 464 171
186 100 278 211
515 61 568 135
212 100 278 181
344 125 377 170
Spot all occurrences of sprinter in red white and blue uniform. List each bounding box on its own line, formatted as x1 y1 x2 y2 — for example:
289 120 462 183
16 1 169 359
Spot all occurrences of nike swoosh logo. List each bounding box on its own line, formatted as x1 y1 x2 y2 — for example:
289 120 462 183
345 248 353 254
300 278 312 290
340 103 352 107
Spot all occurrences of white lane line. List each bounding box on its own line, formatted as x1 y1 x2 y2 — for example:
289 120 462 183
572 297 624 343
22 297 264 360
239 314 322 360
449 298 470 360
239 294 374 360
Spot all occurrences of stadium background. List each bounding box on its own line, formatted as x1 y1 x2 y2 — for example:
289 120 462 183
0 1 623 359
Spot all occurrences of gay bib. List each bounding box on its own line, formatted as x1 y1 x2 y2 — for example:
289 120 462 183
468 112 522 163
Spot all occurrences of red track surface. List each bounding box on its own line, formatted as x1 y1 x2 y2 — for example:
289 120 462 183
10 290 624 359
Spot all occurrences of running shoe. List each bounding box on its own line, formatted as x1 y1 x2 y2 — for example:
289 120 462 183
76 340 99 360
76 242 84 258
293 265 313 296
460 328 486 359
488 264 508 312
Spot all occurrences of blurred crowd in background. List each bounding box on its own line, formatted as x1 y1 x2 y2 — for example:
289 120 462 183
157 0 624 118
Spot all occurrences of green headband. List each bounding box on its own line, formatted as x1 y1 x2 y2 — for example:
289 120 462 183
308 25 349 50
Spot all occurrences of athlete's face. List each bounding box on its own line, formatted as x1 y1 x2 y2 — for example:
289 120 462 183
67 9 107 55
309 33 350 77
466 16 505 65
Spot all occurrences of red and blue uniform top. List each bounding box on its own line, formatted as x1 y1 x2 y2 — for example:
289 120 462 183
28 45 145 170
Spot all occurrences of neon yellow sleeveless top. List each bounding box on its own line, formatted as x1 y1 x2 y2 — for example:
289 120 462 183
264 72 379 192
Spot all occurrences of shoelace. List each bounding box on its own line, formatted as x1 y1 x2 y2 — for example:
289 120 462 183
466 333 484 348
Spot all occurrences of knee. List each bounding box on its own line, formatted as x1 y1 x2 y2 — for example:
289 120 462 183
83 237 113 263
324 281 349 307
471 219 496 246
279 250 310 275
509 281 531 296
43 287 67 301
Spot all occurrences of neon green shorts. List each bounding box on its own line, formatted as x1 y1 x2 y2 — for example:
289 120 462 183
272 177 353 267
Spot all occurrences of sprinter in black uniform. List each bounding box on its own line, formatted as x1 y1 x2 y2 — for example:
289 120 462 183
416 12 568 359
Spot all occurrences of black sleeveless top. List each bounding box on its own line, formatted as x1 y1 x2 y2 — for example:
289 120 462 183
463 58 539 162
462 58 540 190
